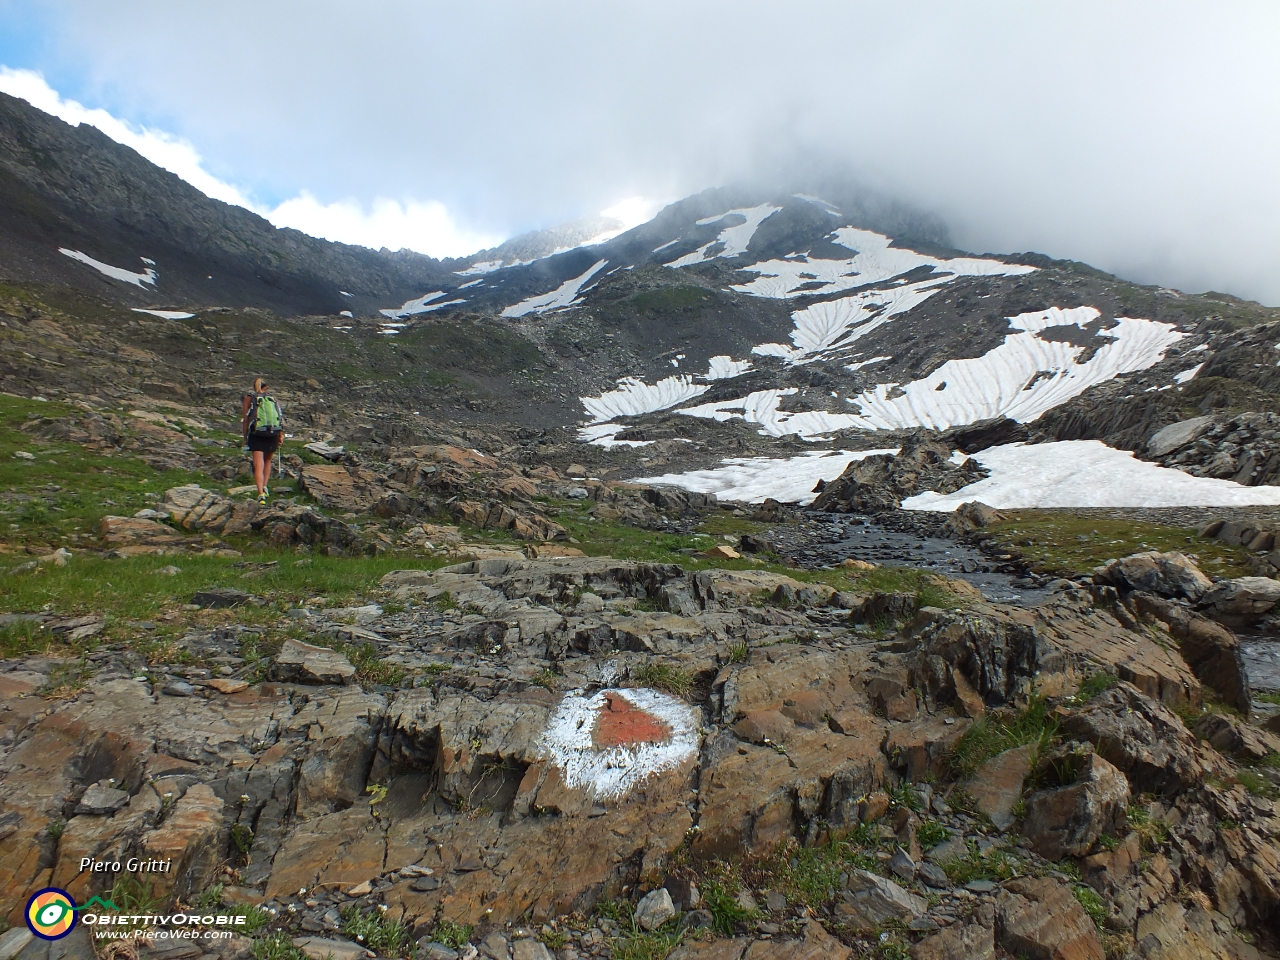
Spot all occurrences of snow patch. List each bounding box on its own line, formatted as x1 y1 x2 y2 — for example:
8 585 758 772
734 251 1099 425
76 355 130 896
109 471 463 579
730 227 1035 300
60 248 157 288
705 355 752 380
379 291 466 319
903 440 1280 511
538 688 699 799
634 449 897 505
665 204 780 267
131 308 194 320
1173 363 1204 384
454 260 504 276
502 260 608 318
582 375 710 423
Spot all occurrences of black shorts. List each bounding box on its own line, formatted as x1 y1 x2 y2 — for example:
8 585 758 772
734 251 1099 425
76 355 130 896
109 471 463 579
247 433 281 454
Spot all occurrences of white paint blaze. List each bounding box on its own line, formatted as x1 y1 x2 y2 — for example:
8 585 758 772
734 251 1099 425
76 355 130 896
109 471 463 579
502 260 609 317
665 204 781 267
538 688 700 799
903 440 1280 511
634 449 898 505
59 249 157 288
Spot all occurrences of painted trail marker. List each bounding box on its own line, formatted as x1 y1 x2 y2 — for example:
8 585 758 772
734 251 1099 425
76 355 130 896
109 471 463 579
538 688 700 800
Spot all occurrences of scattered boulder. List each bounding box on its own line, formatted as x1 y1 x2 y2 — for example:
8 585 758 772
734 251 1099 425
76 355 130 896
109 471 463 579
941 416 1029 454
911 912 995 960
1196 576 1280 627
1061 683 1210 793
272 638 356 685
1146 416 1214 458
1095 551 1213 602
836 869 927 929
1192 713 1280 763
191 587 252 609
995 877 1104 960
76 779 130 815
705 545 741 560
300 463 385 512
812 435 987 514
943 501 1003 537
634 887 677 931
1021 745 1130 860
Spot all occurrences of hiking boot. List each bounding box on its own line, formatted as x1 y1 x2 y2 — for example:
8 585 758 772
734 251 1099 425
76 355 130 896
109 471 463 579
257 493 267 505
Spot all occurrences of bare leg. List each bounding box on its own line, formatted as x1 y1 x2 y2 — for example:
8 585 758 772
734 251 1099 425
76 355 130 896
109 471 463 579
263 452 274 492
253 450 267 496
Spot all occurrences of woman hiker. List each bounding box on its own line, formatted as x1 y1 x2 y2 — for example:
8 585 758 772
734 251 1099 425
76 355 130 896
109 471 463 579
241 377 285 505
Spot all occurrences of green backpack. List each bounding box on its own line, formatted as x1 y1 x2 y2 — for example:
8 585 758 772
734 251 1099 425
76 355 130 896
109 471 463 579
250 394 284 436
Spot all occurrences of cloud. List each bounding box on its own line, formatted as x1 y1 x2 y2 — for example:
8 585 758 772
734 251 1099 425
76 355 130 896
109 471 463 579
4 3 1280 303
0 66 501 258
266 192 502 258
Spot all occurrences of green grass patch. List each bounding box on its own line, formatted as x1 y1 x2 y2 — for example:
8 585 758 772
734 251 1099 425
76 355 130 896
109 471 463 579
938 842 1018 884
252 932 306 960
948 696 1058 779
1255 692 1280 706
1074 884 1108 930
985 512 1253 580
341 905 414 958
429 919 473 949
631 662 696 700
1075 672 1119 702
916 820 949 849
1237 769 1279 800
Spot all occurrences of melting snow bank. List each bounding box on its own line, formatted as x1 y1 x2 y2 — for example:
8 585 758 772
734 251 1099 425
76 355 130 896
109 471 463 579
502 260 608 318
634 449 897 505
903 440 1280 511
59 248 156 288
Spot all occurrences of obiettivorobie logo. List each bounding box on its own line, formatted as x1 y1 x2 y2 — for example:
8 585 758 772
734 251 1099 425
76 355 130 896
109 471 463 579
26 889 117 940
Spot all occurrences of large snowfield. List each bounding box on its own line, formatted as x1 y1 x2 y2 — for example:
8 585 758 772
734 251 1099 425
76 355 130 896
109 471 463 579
502 260 608 317
635 449 897 505
903 441 1280 511
643 440 1280 510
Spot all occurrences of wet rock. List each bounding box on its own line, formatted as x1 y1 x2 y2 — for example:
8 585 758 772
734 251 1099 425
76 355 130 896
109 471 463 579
634 887 677 931
1021 747 1130 860
1095 552 1213 602
272 638 356 685
836 869 927 929
996 877 1104 960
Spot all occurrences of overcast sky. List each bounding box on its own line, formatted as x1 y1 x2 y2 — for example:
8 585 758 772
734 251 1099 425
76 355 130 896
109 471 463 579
1 1 1278 304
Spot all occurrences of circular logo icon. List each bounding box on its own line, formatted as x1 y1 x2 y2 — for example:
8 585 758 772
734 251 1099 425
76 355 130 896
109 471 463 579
26 888 77 940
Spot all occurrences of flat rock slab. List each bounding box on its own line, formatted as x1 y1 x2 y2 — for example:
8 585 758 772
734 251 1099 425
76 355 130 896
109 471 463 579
963 743 1035 831
293 938 372 960
191 588 252 609
272 638 356 685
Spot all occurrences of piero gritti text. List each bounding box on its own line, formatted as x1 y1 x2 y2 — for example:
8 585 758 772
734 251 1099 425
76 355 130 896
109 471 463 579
79 858 173 874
